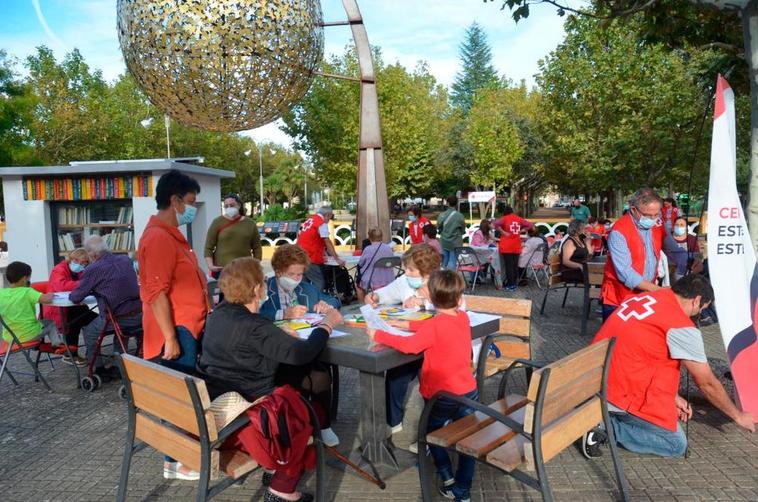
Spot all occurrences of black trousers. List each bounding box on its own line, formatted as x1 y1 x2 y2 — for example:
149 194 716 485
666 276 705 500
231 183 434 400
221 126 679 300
63 306 98 347
500 253 520 287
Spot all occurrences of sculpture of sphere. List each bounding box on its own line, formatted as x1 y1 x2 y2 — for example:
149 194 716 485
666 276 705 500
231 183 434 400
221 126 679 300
117 0 324 132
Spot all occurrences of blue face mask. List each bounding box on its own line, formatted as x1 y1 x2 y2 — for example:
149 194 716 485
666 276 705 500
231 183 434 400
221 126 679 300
406 276 424 290
674 226 686 237
69 262 85 274
633 208 657 230
176 202 197 226
408 215 417 222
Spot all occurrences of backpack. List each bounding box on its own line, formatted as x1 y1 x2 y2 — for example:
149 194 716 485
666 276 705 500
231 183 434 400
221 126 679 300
240 385 315 472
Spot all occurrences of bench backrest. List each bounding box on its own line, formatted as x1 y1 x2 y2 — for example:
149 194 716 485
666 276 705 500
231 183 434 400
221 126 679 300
547 254 563 286
587 262 604 287
464 295 531 359
118 354 219 475
522 339 613 467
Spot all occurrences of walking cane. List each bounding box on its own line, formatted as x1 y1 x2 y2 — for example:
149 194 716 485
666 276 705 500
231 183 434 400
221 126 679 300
325 445 387 489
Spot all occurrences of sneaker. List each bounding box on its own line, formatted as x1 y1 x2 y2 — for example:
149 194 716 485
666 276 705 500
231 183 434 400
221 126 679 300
437 469 455 499
581 428 607 458
163 461 200 480
61 355 88 367
320 427 340 447
408 441 418 454
505 285 518 292
390 423 403 435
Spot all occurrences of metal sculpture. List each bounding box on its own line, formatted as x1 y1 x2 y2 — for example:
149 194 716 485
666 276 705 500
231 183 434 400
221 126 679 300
117 0 324 132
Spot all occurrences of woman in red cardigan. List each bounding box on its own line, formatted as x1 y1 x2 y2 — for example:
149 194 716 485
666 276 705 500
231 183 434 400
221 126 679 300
44 248 97 365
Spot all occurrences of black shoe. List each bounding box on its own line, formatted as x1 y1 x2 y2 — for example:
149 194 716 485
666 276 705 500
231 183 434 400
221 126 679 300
581 428 607 458
264 491 313 502
262 471 273 487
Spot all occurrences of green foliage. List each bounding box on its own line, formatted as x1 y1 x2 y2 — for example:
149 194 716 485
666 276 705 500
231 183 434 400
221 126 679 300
0 50 36 167
282 48 451 199
535 16 711 194
260 203 307 223
462 88 524 191
450 23 500 112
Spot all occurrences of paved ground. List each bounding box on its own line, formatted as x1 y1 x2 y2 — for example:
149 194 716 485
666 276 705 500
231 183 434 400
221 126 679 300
1 281 756 501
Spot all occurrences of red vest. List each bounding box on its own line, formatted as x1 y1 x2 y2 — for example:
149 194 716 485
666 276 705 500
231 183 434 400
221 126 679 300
593 289 694 431
601 213 664 306
298 214 326 265
409 217 429 244
497 214 526 254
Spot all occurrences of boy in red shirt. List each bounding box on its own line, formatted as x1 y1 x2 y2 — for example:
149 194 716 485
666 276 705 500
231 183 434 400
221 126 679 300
368 269 477 502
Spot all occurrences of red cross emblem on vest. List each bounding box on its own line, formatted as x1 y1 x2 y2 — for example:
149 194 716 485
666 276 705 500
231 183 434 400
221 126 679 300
617 295 657 321
509 221 521 234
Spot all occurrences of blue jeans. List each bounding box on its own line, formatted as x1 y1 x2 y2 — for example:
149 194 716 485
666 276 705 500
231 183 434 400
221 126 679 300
609 412 687 457
386 359 422 427
442 248 457 270
601 303 617 323
160 326 200 463
426 389 479 498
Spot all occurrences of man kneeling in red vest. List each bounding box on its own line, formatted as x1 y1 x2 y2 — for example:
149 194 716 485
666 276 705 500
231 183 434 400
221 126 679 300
584 274 754 458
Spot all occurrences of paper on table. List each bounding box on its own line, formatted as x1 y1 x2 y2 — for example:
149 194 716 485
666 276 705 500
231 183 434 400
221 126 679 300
296 327 350 340
53 292 70 300
359 304 414 337
466 311 500 327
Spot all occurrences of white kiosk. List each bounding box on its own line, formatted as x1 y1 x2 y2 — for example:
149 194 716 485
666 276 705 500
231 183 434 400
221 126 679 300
0 158 234 282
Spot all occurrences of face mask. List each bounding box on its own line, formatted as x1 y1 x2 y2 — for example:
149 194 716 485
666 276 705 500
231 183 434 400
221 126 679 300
408 215 417 222
674 226 686 237
604 224 611 230
633 208 657 230
406 276 424 290
224 206 239 218
176 202 197 226
259 293 269 307
69 262 85 274
279 276 300 291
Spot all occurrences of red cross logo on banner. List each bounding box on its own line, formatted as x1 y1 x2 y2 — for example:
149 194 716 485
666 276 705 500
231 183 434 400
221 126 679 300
616 295 657 321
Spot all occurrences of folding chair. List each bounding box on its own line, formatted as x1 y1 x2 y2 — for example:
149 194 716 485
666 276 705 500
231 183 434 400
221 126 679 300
366 256 403 293
519 248 548 289
455 247 486 292
0 315 53 391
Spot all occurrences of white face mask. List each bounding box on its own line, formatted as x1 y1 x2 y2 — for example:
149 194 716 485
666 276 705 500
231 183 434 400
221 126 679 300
279 276 300 292
224 206 239 218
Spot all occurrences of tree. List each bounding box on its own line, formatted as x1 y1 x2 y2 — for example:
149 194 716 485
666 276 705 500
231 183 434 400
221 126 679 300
0 51 36 168
450 23 500 112
462 88 525 203
282 48 452 199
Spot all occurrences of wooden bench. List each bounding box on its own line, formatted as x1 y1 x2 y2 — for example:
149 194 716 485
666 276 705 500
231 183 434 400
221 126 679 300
418 339 629 502
115 354 326 502
464 295 532 401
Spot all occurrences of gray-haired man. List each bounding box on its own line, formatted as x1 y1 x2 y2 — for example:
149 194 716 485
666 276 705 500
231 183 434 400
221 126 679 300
69 235 142 378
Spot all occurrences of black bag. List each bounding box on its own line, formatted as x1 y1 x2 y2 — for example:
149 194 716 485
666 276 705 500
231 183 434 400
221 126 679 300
321 265 357 305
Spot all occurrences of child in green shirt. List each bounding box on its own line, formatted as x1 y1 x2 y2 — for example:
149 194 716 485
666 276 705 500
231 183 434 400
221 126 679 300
0 261 54 345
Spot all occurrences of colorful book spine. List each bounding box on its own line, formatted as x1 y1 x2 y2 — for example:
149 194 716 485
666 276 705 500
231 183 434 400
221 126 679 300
22 175 153 200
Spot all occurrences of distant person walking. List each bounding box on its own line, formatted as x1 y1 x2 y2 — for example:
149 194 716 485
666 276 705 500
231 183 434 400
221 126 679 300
204 193 262 279
571 199 591 223
437 195 466 270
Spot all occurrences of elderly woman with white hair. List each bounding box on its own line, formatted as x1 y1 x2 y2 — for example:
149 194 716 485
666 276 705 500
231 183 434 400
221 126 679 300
44 247 96 366
69 235 142 381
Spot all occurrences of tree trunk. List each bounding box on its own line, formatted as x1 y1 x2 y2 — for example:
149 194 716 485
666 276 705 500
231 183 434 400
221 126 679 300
743 9 758 252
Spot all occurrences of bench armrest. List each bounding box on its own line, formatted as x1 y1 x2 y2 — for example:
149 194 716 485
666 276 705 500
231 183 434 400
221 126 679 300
418 390 529 445
212 413 251 447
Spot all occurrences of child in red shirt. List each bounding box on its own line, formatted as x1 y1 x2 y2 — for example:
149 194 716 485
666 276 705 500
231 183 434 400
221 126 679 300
368 269 477 502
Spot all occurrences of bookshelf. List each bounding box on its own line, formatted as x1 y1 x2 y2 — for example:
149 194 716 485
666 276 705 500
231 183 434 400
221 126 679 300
52 201 135 261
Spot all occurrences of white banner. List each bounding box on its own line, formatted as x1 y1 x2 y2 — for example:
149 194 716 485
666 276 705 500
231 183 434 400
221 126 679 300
467 191 496 203
707 75 758 417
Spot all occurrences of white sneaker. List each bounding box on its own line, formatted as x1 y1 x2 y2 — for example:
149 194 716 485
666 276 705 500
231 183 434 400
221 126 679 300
391 424 403 435
408 442 418 454
163 461 200 480
320 427 340 447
